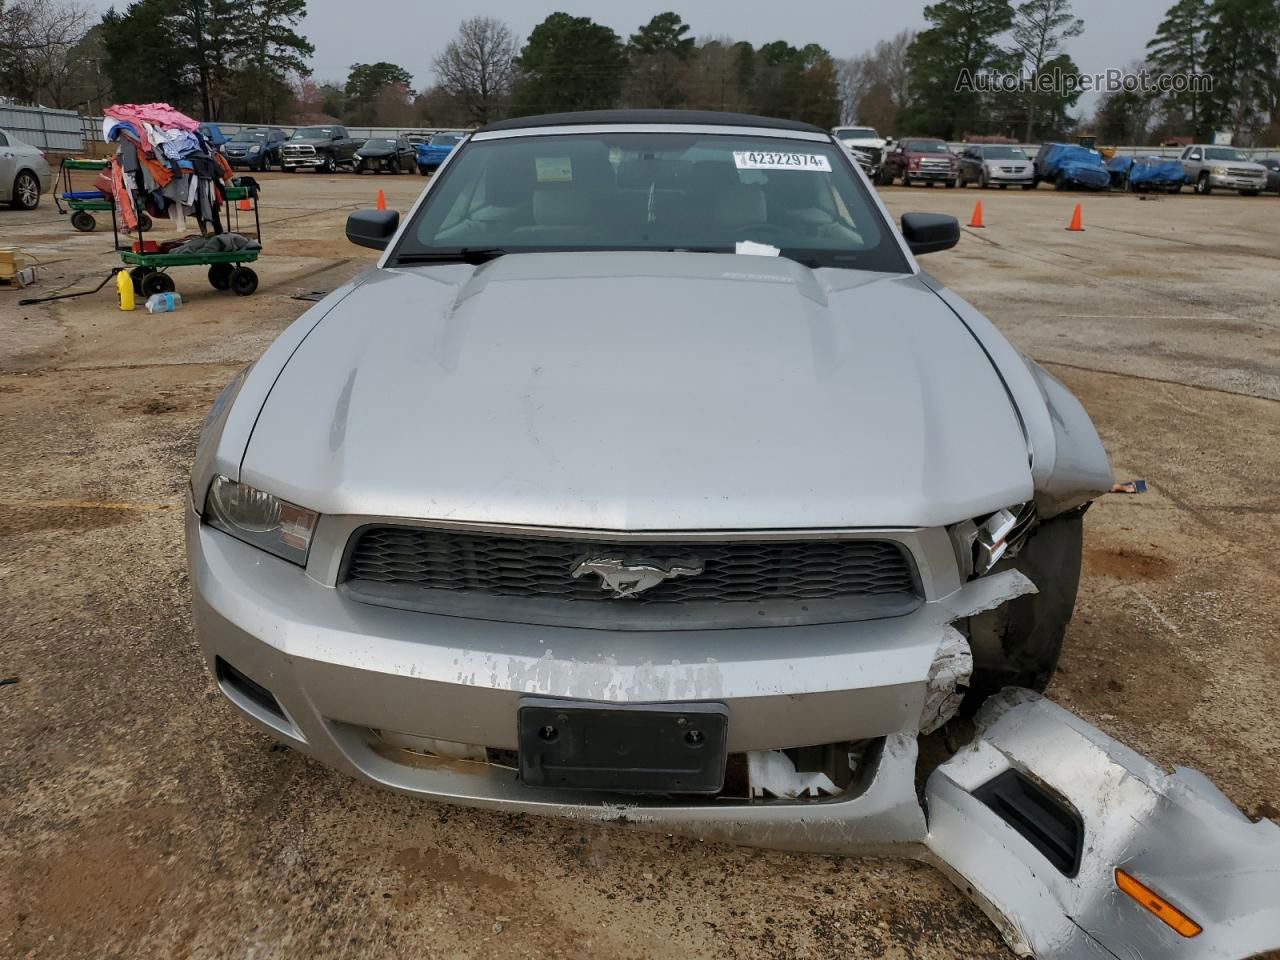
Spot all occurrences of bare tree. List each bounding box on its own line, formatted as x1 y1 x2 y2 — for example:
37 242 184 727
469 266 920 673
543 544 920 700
0 0 94 107
432 16 516 125
839 30 913 130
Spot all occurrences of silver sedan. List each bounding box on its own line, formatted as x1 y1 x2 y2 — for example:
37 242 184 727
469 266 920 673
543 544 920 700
0 127 53 209
187 110 1112 835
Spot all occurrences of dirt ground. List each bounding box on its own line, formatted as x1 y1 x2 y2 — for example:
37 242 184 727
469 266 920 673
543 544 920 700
1 171 1277 959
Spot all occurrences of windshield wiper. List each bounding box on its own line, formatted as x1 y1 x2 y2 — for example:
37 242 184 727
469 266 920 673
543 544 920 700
395 248 508 265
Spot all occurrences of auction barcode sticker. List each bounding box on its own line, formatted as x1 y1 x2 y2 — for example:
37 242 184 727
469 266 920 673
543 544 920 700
733 151 831 172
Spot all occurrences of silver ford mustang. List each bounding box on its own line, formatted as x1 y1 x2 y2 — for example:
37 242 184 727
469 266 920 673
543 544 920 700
186 110 1113 836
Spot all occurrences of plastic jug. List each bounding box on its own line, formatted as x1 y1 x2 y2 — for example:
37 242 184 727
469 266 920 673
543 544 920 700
116 269 134 311
145 292 183 314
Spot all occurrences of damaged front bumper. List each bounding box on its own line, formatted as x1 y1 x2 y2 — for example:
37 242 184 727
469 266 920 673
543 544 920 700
926 690 1280 959
191 509 1279 958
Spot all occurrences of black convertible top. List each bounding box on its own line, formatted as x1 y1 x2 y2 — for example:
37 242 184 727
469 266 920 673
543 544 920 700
476 110 826 135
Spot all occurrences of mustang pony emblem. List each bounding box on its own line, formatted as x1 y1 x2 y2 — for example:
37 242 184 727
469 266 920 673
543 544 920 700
571 556 704 599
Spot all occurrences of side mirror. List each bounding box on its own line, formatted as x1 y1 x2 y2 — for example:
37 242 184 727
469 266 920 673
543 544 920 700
901 212 960 256
347 209 399 250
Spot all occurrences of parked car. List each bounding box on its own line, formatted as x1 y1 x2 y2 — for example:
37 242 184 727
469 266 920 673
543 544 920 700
282 125 360 173
221 127 288 171
354 137 416 174
1260 157 1280 194
188 109 1111 838
1179 144 1267 195
1107 155 1184 194
1034 143 1110 191
877 138 958 187
832 125 887 179
0 127 52 210
415 131 465 174
958 144 1035 189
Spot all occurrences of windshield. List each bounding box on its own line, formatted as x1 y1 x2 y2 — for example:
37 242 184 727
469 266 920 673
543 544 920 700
390 131 908 273
1204 147 1247 161
980 146 1027 159
362 139 395 148
292 127 334 140
429 134 462 146
233 132 268 143
836 128 877 140
904 140 949 153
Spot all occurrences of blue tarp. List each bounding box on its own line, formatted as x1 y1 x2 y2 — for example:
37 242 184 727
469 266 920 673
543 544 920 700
1038 143 1110 189
1127 156 1185 185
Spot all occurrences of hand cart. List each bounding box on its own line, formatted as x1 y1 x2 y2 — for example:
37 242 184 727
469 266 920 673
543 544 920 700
53 157 151 233
115 178 263 298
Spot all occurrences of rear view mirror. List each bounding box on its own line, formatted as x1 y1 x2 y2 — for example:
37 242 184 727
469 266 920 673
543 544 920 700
347 209 399 250
901 213 960 256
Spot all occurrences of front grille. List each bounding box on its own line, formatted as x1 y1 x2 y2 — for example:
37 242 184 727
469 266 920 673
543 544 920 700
920 158 952 169
283 144 315 157
344 526 917 606
1226 167 1261 178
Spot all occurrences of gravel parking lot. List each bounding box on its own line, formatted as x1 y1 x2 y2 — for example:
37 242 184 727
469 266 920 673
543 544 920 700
2 174 1277 959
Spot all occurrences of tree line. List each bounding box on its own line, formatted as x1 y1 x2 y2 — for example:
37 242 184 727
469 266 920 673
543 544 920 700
2 1 1278 146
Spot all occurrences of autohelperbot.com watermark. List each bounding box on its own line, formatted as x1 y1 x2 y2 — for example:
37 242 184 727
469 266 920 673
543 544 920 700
955 67 1213 96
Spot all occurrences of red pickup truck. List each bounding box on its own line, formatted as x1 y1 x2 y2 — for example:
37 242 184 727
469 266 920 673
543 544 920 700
877 138 959 188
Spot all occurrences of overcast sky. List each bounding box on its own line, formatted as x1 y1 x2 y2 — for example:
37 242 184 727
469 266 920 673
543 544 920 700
90 0 1167 114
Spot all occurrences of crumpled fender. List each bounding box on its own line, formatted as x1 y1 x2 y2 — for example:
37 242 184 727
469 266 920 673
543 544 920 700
919 280 1113 517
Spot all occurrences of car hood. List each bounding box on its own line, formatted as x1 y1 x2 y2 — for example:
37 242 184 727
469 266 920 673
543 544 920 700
242 252 1032 530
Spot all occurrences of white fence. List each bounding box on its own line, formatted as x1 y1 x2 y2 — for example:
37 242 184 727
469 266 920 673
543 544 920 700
0 104 84 150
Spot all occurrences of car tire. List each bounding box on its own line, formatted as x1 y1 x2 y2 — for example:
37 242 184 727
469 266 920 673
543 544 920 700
390 158 401 174
962 510 1084 710
320 154 336 174
979 170 988 189
354 161 363 175
1240 189 1259 196
140 271 175 297
1168 185 1182 194
418 165 429 176
998 183 1007 189
229 266 258 296
1196 173 1211 195
70 210 96 232
1022 182 1036 190
285 165 296 173
945 179 956 188
902 172 913 187
10 170 40 210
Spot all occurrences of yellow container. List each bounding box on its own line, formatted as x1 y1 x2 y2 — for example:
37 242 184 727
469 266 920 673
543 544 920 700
116 269 135 311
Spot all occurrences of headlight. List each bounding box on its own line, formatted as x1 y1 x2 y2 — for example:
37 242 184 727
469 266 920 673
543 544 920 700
1211 165 1228 176
204 475 318 565
248 145 260 153
949 503 1037 579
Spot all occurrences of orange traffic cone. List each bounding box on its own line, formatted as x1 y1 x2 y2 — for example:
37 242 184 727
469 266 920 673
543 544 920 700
376 189 386 211
1066 203 1084 231
238 196 251 211
968 200 985 228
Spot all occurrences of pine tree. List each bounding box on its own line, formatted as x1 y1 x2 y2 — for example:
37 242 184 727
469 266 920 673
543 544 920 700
901 0 1016 139
1146 0 1210 137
